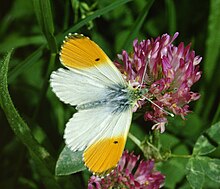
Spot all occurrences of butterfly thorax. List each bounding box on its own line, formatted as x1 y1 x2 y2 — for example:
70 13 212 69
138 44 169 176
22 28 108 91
76 84 142 113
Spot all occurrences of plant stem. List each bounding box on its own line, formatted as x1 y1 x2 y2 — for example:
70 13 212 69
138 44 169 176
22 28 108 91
169 154 192 158
128 132 144 151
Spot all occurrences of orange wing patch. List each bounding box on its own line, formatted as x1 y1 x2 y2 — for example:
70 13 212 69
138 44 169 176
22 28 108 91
60 33 110 69
83 136 125 175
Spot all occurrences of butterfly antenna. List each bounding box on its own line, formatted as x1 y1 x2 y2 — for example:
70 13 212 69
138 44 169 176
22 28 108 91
144 97 174 117
140 58 149 88
139 56 174 117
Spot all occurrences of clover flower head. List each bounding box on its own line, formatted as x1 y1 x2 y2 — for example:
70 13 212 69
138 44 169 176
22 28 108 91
88 150 165 189
115 32 202 132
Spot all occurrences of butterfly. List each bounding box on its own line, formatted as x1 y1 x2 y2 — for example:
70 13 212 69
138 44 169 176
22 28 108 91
50 33 144 175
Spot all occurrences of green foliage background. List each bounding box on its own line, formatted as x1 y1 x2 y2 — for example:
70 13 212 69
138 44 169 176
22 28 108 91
0 0 220 188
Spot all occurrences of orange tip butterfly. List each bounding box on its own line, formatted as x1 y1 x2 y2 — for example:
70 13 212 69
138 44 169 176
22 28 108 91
50 33 143 175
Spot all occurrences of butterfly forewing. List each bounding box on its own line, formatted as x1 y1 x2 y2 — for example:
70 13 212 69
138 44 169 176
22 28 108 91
60 33 126 86
50 68 108 106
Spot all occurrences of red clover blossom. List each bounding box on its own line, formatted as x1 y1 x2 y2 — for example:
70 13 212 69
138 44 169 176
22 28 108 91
115 32 202 132
88 151 165 189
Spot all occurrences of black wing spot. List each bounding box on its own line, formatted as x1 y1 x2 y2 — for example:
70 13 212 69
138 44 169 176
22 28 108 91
95 58 100 61
113 141 118 144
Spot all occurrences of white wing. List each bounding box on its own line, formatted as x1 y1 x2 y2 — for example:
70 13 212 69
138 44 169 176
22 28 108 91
50 68 109 106
50 33 127 107
64 106 132 175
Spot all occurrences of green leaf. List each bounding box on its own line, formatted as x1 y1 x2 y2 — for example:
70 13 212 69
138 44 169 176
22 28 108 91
8 46 44 83
187 122 220 188
199 157 220 184
122 0 155 51
0 35 45 53
159 158 187 188
193 122 220 155
205 122 220 144
204 0 220 83
0 50 14 108
33 0 57 53
196 0 220 121
186 156 220 188
193 135 216 156
212 102 220 124
56 146 86 176
165 0 176 34
186 157 205 189
57 0 132 42
0 50 61 189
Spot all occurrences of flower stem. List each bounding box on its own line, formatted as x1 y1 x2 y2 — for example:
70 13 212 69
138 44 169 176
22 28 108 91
169 154 192 158
128 132 144 151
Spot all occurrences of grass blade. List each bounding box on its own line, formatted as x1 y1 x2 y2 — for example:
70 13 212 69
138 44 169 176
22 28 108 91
56 0 132 42
165 0 176 34
122 0 155 51
8 46 44 83
0 50 61 189
33 0 57 53
203 0 220 83
195 0 220 120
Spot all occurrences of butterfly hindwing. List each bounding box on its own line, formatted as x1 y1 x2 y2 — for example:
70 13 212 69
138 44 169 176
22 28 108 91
64 106 132 175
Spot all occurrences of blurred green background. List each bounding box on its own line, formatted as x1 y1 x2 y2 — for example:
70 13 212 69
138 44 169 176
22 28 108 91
0 0 220 188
